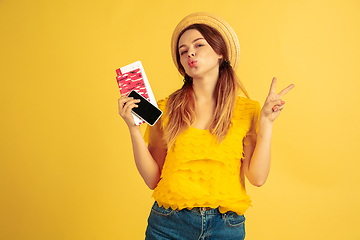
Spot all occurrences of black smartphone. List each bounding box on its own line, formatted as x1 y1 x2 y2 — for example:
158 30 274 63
127 90 163 126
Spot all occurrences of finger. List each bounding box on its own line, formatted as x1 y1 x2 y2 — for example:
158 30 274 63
269 77 277 94
118 96 132 105
267 99 284 107
267 99 284 112
118 97 138 108
122 99 140 112
120 102 138 117
272 104 285 113
278 84 295 98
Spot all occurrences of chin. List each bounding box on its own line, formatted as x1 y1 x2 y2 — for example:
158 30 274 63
186 73 200 80
185 68 201 78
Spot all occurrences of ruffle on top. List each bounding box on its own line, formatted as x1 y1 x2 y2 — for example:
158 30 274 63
145 97 260 215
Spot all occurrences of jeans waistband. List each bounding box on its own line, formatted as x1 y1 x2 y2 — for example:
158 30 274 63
190 207 221 215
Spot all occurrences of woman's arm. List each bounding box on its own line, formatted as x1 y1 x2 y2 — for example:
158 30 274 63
128 127 162 190
242 77 294 187
118 95 165 189
242 117 273 187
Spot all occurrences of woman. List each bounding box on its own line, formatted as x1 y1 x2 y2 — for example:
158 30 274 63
118 12 294 240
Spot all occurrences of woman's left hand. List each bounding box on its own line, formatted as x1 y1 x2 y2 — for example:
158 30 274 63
262 77 294 122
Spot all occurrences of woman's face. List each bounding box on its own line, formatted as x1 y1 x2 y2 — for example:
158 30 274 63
178 29 222 79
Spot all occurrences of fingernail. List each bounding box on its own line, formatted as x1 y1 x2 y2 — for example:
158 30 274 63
281 100 285 105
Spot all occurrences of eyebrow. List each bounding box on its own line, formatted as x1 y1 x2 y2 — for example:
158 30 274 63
178 37 205 49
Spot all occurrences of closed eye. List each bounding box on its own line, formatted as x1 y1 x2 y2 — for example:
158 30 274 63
180 50 188 55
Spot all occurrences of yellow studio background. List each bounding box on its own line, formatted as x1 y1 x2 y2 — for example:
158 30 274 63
1 0 359 239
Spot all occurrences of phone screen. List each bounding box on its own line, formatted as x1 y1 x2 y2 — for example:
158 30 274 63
128 90 162 126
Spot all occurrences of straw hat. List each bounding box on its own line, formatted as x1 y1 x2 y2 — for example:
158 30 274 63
171 12 240 72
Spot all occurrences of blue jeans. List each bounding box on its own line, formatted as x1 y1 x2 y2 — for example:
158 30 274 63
145 202 246 240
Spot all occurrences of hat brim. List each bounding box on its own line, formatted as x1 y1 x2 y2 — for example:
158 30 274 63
171 12 240 72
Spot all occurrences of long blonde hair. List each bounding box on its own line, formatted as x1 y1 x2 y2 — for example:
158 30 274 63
164 24 249 147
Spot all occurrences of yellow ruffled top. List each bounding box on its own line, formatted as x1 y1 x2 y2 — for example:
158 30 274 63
144 96 260 215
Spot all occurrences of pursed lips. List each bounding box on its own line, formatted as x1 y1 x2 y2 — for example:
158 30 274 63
188 59 197 68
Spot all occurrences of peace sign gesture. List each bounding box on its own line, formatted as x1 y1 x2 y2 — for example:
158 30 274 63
262 77 295 122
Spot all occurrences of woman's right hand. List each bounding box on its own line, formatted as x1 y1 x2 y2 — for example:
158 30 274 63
118 95 162 189
118 95 141 129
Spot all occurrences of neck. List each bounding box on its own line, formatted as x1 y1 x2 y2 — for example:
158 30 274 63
192 73 219 103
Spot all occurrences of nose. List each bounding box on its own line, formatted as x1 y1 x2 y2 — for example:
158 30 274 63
187 50 195 58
